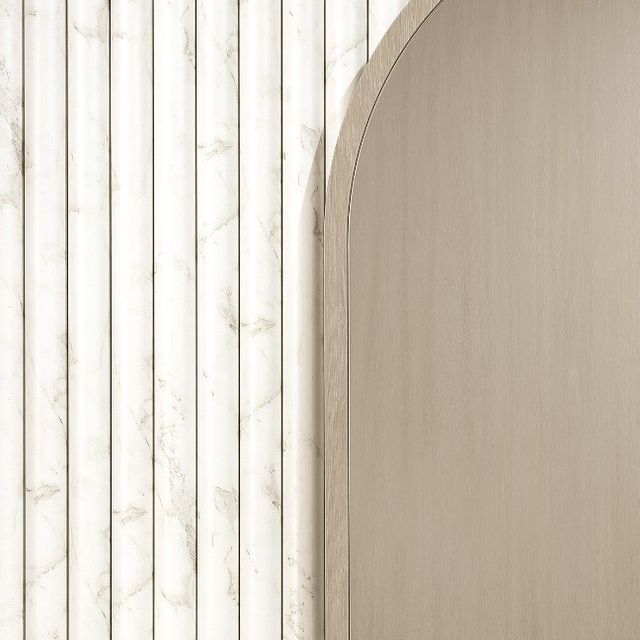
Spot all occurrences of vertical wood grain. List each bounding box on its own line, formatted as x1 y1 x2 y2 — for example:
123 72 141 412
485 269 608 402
282 1 324 639
347 3 640 637
67 0 111 636
111 1 153 638
323 6 367 635
24 1 68 637
0 1 23 637
153 0 197 637
195 1 240 638
322 3 467 639
239 0 282 637
325 0 367 173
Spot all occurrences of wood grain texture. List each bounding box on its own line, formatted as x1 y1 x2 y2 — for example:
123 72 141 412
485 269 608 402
328 0 640 637
325 3 442 638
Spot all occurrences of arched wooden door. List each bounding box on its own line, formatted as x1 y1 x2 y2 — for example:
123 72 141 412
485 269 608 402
325 0 640 637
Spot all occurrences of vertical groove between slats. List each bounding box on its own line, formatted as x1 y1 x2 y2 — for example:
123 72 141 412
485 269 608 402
194 2 198 637
237 4 242 639
151 0 156 635
7 2 406 638
22 1 26 636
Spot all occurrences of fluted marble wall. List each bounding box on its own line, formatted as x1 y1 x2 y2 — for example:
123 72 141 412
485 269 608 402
0 0 408 638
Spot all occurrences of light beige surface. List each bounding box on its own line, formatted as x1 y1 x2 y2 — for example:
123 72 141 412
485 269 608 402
325 2 444 637
329 0 640 637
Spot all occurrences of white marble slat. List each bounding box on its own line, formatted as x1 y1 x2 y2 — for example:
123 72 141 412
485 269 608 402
196 1 239 638
24 1 68 637
239 0 282 637
368 0 411 56
153 0 196 637
67 0 111 637
325 0 368 175
111 1 153 638
0 1 23 637
282 1 324 639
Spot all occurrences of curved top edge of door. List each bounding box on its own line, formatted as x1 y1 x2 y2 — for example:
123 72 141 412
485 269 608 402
324 1 446 638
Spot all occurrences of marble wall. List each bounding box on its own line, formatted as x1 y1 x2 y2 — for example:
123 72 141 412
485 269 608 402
0 0 408 638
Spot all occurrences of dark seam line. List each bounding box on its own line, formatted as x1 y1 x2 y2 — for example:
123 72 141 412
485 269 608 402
350 4 370 632
237 1 241 638
322 0 326 636
21 0 26 636
108 0 113 636
108 0 113 638
65 0 69 636
194 0 198 636
280 0 284 637
151 0 156 637
366 0 370 61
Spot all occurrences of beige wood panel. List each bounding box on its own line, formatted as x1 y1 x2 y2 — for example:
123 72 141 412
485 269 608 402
341 0 640 637
325 5 444 637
